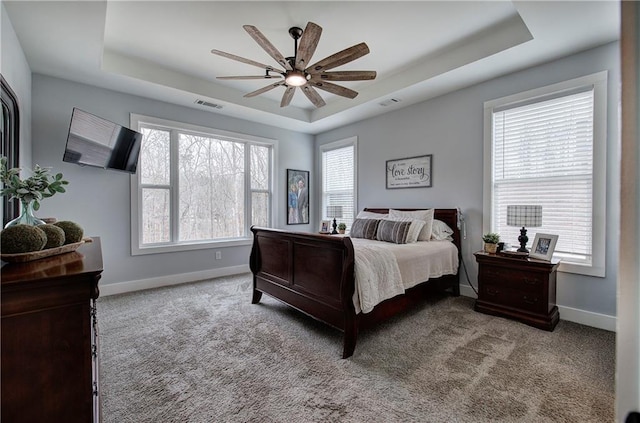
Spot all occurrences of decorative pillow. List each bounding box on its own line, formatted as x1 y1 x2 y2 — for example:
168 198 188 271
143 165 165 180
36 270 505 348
382 218 424 243
356 210 389 220
376 220 411 244
389 209 434 241
431 219 454 241
349 218 380 239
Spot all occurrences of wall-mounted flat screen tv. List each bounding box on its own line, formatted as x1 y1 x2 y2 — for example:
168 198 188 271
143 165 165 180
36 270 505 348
63 108 142 174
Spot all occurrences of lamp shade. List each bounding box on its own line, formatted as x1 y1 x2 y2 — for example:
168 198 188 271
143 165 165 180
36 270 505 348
507 205 542 227
326 205 343 219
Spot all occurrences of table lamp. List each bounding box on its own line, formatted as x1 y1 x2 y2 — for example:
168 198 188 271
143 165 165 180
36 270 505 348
326 206 343 235
507 205 542 253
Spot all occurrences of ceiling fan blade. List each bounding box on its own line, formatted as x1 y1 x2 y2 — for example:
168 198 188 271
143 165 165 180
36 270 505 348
244 82 285 98
217 75 283 80
301 85 326 108
243 25 293 71
295 22 322 71
211 49 277 72
280 86 296 107
311 71 376 81
309 80 358 99
306 42 370 74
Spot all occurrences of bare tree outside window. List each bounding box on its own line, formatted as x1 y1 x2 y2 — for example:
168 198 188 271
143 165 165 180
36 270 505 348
137 122 272 247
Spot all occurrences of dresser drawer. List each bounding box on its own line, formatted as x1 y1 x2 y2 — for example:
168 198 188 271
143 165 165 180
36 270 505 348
480 265 544 292
481 283 546 314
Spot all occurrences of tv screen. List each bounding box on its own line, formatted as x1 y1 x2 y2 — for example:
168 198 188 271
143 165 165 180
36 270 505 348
63 108 142 174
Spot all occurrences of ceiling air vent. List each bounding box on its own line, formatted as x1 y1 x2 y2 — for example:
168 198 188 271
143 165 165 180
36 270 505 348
195 99 223 109
378 98 402 107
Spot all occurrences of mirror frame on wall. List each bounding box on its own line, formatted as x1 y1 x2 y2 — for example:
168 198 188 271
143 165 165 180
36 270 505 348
1 75 21 226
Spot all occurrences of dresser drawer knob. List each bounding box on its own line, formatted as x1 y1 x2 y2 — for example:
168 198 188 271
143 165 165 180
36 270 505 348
523 277 539 285
523 295 539 304
486 270 500 278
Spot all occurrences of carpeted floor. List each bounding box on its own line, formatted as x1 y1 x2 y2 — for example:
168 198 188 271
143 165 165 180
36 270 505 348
97 274 614 422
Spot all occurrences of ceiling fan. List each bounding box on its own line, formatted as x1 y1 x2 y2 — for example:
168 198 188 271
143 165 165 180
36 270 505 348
211 22 376 108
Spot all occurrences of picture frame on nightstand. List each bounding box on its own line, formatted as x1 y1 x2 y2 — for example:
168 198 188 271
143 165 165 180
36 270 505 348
529 233 558 260
319 220 330 234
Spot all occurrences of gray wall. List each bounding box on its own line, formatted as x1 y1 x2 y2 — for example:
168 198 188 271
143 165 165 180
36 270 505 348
316 42 620 319
31 74 314 286
1 3 32 168
5 3 620 319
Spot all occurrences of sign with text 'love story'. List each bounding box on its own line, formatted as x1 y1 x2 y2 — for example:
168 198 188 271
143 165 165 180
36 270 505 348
386 154 432 189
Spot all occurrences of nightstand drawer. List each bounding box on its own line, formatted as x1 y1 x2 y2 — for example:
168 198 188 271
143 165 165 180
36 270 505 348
480 266 544 292
481 283 546 314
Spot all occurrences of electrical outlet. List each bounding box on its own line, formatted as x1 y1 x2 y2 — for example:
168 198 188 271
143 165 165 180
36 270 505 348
215 251 222 260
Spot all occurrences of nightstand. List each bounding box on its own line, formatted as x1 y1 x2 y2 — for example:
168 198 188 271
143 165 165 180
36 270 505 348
474 251 560 331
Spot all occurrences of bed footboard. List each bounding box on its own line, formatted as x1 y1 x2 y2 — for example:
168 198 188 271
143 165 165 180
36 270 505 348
249 227 357 357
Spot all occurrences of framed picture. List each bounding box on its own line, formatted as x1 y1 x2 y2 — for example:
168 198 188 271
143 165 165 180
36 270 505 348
386 154 432 189
319 220 330 234
529 233 559 260
286 169 309 225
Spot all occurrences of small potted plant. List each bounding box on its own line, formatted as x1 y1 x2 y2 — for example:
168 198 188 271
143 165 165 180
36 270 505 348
482 232 500 254
337 223 347 234
0 156 69 227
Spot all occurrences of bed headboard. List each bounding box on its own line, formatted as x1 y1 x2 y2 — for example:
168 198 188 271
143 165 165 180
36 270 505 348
362 208 461 254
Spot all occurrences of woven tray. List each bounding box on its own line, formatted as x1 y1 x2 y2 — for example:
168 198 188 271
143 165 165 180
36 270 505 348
1 240 87 263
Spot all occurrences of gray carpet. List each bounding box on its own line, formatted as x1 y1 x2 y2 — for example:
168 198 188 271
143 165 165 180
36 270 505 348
97 274 614 422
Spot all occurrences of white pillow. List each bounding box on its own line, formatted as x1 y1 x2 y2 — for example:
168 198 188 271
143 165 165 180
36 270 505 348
356 210 389 219
382 218 425 243
388 209 434 241
431 219 454 241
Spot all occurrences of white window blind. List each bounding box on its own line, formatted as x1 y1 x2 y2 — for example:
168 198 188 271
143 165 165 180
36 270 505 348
492 90 594 264
322 144 355 228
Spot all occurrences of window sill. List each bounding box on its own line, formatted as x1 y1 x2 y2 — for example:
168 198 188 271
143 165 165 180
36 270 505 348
558 261 605 278
132 238 252 256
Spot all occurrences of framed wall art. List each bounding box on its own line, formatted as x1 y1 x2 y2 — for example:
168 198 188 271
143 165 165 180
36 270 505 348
529 233 558 261
287 169 309 225
386 154 432 189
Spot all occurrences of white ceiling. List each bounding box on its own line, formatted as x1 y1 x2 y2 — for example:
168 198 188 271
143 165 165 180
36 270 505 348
3 1 620 134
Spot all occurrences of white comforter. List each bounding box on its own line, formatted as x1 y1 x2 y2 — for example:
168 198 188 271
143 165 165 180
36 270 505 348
350 238 459 314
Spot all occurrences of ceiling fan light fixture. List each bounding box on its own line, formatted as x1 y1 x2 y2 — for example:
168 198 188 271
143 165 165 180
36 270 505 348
285 71 307 87
213 22 375 107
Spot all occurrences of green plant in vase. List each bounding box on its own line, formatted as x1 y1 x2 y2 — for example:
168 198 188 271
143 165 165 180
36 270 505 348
0 156 69 228
337 222 347 234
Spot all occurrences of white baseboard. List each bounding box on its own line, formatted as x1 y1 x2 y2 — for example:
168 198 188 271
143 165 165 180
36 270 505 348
460 283 478 299
458 283 616 332
100 265 251 297
557 305 616 332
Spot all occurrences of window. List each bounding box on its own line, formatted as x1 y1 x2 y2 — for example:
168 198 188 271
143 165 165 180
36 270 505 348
320 137 357 229
483 72 607 276
131 115 274 254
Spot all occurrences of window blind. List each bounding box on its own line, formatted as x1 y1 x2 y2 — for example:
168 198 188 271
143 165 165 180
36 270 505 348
322 145 354 227
492 89 594 264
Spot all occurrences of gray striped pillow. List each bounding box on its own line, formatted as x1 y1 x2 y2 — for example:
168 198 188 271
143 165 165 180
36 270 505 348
349 218 380 239
376 220 411 244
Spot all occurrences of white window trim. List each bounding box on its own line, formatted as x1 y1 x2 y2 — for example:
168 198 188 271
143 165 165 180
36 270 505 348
129 114 277 256
318 136 358 225
483 71 607 277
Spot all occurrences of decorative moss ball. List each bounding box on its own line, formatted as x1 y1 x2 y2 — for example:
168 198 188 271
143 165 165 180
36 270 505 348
53 221 84 244
1 224 47 254
39 224 66 249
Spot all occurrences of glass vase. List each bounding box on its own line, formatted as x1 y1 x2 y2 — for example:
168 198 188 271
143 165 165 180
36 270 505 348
4 198 45 228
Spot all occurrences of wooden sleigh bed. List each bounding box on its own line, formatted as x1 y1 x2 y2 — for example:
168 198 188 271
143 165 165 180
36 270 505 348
249 208 462 358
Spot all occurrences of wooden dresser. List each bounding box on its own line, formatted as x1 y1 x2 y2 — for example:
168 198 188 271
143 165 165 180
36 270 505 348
1 238 103 423
474 251 560 331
